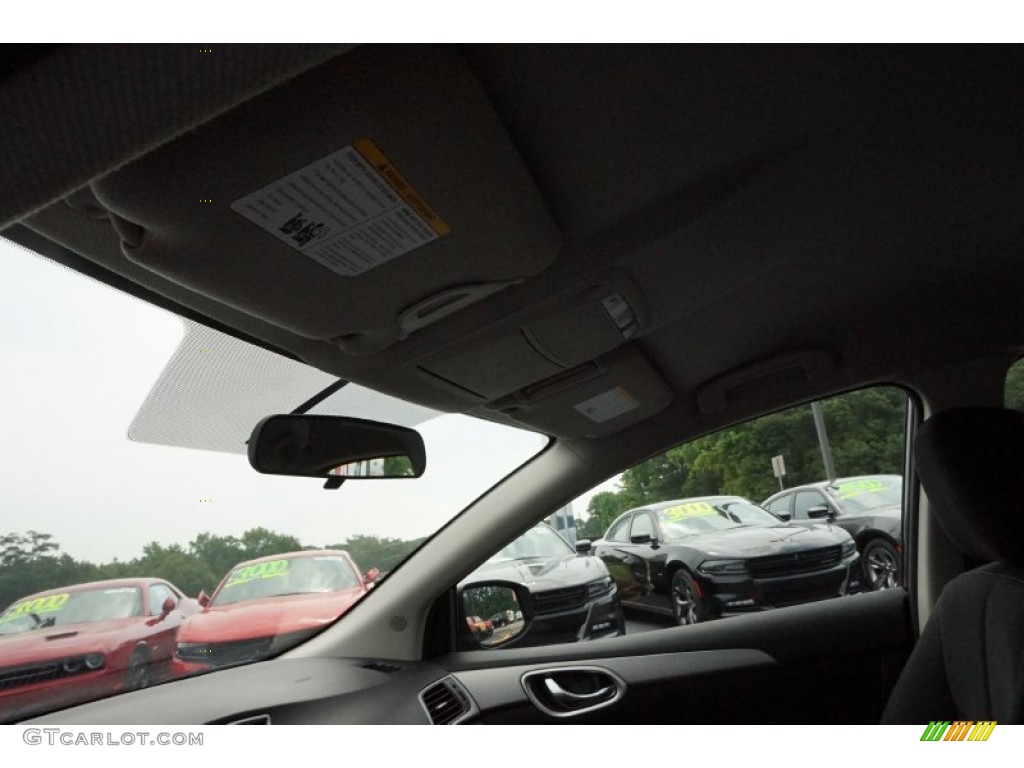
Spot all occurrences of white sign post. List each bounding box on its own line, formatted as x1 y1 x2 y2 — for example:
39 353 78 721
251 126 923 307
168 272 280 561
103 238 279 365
771 455 786 491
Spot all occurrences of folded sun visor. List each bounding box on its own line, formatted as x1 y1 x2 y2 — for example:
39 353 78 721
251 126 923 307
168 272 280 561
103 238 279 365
88 45 559 353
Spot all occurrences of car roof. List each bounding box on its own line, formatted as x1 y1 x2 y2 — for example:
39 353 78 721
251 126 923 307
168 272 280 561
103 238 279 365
4 45 1022 480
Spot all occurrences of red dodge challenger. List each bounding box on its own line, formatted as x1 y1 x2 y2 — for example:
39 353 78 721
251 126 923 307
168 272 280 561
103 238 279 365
0 578 200 721
172 550 379 676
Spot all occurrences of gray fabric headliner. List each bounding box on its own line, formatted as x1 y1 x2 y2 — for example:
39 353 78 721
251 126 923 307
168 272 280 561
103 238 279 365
4 44 1024 475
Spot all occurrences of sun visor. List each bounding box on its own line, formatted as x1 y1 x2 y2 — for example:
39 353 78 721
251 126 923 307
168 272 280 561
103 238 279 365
484 348 672 439
88 45 559 353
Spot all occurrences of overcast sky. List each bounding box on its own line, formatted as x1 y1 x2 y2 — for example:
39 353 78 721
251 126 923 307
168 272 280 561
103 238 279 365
0 239 629 564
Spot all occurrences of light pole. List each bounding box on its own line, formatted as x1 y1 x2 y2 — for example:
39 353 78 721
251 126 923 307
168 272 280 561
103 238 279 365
811 401 837 482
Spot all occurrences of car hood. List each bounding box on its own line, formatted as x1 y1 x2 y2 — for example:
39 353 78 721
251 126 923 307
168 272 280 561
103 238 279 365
177 588 365 643
464 555 608 592
669 524 851 558
0 618 138 667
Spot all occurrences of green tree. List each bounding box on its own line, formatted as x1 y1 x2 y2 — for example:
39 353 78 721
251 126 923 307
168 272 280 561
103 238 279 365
579 387 907 528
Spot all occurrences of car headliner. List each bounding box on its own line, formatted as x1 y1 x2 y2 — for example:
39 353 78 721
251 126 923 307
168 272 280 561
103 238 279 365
1 44 1020 661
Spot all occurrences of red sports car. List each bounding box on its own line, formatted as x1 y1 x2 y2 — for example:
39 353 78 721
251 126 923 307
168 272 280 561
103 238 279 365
172 550 378 676
0 578 200 722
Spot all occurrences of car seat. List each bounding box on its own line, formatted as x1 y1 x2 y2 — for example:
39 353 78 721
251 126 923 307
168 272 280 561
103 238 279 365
882 407 1024 723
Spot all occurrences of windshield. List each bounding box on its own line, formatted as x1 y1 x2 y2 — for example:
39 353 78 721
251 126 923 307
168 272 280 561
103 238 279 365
0 238 546 720
0 587 143 629
212 555 360 606
828 476 903 513
487 524 574 563
657 500 780 538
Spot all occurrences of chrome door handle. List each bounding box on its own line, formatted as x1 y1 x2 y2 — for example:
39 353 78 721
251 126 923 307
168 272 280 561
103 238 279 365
522 666 627 718
543 677 614 707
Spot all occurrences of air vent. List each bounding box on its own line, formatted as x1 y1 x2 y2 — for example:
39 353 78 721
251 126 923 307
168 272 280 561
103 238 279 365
357 661 405 674
419 676 473 725
227 714 271 725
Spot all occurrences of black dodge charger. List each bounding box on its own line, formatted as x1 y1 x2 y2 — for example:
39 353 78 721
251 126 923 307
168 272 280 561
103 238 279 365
594 497 860 625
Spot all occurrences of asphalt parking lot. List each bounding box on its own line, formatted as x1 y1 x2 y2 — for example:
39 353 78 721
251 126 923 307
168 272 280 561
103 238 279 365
623 609 674 634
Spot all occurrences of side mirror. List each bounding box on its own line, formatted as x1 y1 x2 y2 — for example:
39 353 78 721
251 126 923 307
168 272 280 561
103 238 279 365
459 580 532 650
364 567 381 585
161 596 177 616
807 505 836 521
197 590 210 608
630 533 654 545
575 539 592 553
775 511 792 522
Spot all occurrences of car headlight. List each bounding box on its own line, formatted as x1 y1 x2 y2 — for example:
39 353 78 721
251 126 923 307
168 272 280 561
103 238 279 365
60 653 104 674
841 539 857 557
586 576 614 598
83 653 105 670
698 559 747 575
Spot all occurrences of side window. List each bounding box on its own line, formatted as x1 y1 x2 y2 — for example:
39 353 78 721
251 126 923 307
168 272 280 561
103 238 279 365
793 490 828 520
606 515 631 543
148 583 175 615
1005 358 1024 410
629 513 654 541
766 494 793 516
462 384 908 652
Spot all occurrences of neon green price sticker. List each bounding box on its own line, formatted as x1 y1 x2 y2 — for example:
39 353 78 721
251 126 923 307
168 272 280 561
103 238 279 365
662 501 715 520
0 593 70 624
224 559 289 588
836 478 887 499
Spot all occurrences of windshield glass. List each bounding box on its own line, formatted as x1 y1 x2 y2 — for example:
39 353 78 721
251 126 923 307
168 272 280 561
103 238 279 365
0 587 143 629
657 499 779 538
487 524 573 563
828 476 903 513
212 555 360 606
0 238 546 720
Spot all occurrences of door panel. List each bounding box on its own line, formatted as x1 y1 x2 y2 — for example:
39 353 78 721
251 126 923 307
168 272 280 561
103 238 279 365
439 589 912 724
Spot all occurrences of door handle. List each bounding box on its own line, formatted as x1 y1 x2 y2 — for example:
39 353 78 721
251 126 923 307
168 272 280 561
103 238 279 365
522 667 626 718
543 677 614 707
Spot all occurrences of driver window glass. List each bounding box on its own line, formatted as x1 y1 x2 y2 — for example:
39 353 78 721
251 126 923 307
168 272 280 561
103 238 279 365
1004 358 1024 410
463 385 908 650
793 490 826 520
148 583 175 615
630 513 654 540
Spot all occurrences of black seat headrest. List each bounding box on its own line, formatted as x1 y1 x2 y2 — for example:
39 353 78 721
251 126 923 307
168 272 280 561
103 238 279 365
915 406 1024 563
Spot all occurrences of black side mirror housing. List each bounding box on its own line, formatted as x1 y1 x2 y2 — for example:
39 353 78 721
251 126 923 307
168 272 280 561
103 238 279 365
807 505 836 521
575 539 592 553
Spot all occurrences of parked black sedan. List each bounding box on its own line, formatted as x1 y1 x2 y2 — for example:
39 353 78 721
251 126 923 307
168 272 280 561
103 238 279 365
593 497 860 625
459 522 625 648
762 475 902 591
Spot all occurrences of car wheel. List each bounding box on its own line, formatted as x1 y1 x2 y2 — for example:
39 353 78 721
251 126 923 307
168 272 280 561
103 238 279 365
670 569 707 626
124 648 152 691
862 539 901 590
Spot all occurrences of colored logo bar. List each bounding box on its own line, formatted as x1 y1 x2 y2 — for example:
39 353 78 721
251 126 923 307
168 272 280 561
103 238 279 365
920 721 997 741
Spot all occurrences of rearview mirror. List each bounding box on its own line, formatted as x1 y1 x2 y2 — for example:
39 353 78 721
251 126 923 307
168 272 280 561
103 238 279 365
248 415 426 481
